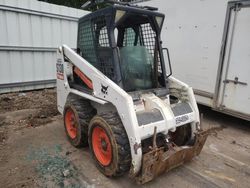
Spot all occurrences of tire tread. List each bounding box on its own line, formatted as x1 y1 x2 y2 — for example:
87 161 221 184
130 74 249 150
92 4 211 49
66 95 95 147
98 112 131 176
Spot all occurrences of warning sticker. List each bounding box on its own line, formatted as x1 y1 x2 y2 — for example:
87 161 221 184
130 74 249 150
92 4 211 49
56 59 64 80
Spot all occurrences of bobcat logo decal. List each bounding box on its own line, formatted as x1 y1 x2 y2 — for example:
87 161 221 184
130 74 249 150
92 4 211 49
101 84 109 95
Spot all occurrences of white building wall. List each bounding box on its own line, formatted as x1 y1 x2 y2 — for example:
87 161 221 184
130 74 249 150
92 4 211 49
0 0 89 93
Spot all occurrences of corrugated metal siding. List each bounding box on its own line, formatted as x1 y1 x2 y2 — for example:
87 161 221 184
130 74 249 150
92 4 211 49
0 0 89 93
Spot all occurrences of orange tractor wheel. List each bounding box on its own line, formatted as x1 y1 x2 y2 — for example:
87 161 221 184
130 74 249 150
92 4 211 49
88 112 131 177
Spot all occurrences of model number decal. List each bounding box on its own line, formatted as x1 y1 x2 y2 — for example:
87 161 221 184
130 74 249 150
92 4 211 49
175 115 189 125
56 59 64 80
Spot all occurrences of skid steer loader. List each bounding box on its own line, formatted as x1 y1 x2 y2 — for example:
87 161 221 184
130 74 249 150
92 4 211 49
56 1 209 184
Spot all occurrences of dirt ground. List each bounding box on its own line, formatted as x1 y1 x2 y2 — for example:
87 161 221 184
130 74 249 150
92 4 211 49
0 89 249 188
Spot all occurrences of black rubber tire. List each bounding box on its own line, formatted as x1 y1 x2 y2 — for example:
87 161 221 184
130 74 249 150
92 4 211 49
63 96 95 148
88 112 131 177
170 124 192 146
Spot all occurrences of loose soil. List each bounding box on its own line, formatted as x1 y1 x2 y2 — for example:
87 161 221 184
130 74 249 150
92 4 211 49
0 89 59 142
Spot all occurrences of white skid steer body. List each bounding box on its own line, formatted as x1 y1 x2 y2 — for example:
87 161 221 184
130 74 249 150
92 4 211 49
56 45 209 184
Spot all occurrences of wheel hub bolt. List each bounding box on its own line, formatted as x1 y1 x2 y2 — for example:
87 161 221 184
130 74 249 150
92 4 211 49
101 139 108 151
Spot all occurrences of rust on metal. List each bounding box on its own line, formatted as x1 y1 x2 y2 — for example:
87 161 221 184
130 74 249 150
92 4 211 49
149 126 157 150
135 129 210 184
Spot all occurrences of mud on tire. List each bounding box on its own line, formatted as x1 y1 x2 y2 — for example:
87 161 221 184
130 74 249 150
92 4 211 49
88 112 131 177
64 95 95 147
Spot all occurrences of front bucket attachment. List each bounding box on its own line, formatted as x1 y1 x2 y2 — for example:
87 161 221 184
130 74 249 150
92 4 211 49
135 130 209 184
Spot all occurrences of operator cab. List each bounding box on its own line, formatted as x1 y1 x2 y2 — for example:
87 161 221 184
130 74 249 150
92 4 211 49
77 5 169 96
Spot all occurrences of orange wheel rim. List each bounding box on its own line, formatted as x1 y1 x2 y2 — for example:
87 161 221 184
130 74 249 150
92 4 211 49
92 126 112 166
65 108 77 139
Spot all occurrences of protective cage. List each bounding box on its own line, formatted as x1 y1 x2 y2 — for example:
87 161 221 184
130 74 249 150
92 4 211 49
77 5 167 92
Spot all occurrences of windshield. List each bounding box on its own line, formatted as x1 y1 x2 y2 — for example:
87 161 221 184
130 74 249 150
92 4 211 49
116 21 162 92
